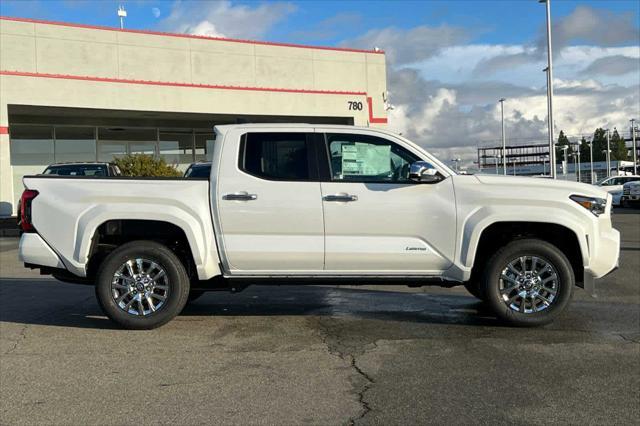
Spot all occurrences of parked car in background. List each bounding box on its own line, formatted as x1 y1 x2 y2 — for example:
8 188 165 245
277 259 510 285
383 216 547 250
621 180 640 207
18 124 619 329
183 162 212 178
595 175 640 206
43 162 122 177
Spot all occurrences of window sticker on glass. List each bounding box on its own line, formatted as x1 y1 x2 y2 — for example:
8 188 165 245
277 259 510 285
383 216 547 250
341 142 391 176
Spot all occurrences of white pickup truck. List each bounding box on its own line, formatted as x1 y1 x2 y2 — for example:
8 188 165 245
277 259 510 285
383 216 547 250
18 124 620 329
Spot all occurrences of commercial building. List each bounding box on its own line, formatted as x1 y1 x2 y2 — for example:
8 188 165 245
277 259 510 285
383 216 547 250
0 16 388 217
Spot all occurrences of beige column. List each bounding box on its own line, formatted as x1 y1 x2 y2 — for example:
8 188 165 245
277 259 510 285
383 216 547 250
0 128 13 217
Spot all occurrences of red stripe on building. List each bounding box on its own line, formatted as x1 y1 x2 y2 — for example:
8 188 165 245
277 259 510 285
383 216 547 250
0 70 367 96
367 97 388 124
0 16 384 55
0 126 8 134
0 71 387 124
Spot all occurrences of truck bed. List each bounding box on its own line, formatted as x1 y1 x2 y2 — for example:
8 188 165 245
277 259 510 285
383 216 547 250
21 175 217 279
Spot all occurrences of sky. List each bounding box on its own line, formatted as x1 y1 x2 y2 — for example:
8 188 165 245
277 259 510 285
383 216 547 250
1 0 639 166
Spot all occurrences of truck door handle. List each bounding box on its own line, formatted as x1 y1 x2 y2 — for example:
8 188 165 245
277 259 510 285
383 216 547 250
323 193 358 202
223 192 257 201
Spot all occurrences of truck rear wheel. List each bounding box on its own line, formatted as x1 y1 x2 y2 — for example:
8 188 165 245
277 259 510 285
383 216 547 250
481 239 574 327
95 241 190 330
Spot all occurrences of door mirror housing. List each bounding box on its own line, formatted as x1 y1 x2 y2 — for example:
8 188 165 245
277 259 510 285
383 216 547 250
409 161 442 183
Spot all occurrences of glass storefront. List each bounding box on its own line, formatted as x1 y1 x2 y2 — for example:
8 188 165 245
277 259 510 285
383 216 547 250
10 124 215 167
9 124 215 215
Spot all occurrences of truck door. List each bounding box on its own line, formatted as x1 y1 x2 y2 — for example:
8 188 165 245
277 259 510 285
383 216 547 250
318 131 456 273
216 130 325 273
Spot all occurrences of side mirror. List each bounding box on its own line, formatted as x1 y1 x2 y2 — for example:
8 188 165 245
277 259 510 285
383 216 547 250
409 161 442 183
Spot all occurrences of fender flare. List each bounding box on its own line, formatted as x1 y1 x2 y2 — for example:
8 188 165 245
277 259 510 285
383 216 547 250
71 204 220 279
459 205 591 271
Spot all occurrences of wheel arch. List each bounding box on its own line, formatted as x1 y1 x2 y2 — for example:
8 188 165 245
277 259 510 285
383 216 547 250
73 209 220 280
467 221 586 285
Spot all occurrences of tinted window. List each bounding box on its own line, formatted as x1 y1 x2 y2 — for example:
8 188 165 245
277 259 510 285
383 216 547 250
326 133 419 183
185 164 211 178
241 133 311 181
44 165 107 176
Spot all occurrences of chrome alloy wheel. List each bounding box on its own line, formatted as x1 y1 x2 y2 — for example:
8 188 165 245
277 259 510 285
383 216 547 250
499 255 559 314
111 258 169 316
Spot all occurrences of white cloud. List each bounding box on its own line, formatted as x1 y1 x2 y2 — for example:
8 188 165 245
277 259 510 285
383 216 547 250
341 25 469 65
151 7 161 19
187 21 225 38
159 0 296 40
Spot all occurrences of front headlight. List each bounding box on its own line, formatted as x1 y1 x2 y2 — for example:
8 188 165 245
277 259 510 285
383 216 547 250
570 195 607 216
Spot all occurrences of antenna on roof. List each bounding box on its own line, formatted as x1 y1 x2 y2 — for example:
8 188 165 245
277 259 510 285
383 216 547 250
117 5 127 29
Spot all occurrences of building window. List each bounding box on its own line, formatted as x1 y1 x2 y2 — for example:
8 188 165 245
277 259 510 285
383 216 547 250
54 127 96 162
9 125 54 166
195 132 215 162
160 131 194 167
97 127 156 161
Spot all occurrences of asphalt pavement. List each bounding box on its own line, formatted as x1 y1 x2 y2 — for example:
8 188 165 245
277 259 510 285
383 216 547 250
1 210 638 425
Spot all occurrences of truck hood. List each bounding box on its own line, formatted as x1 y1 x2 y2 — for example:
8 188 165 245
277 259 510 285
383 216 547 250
473 174 609 199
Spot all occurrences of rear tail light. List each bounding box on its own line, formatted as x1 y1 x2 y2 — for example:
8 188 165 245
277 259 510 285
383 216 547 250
18 189 39 232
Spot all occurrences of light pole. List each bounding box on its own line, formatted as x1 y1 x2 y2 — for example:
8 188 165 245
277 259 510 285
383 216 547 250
512 158 517 176
540 0 556 179
117 5 127 29
589 138 595 183
499 98 506 175
631 119 637 175
451 158 461 172
494 154 500 174
560 145 568 177
575 144 581 182
605 129 611 177
543 156 547 176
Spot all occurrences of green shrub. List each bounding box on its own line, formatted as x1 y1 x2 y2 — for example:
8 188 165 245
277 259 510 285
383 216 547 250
113 154 182 177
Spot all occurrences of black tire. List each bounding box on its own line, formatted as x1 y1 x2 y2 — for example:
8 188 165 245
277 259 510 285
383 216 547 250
481 239 574 327
187 290 205 303
463 281 485 301
95 240 190 330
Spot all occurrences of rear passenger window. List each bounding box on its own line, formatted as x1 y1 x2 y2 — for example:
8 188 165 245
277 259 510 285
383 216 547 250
241 133 312 181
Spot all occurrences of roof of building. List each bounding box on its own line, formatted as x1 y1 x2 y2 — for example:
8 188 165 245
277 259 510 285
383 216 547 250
0 16 385 55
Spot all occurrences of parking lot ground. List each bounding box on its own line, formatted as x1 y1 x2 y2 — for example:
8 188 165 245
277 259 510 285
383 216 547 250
1 210 639 425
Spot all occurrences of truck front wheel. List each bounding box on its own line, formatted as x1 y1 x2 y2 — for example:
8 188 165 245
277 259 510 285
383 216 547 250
95 241 190 330
481 239 574 327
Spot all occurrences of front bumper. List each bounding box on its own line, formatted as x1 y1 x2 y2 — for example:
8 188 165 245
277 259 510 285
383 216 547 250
582 223 620 296
18 233 65 269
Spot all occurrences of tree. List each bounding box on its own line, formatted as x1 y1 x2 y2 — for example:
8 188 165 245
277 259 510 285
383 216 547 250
579 136 590 164
113 154 182 177
556 130 573 163
590 128 607 162
610 129 628 161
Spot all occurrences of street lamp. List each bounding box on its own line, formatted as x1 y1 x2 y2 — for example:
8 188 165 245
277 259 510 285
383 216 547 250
117 5 127 29
573 143 581 182
451 158 461 172
588 138 595 183
559 145 568 177
540 0 556 179
631 119 637 175
605 129 611 177
499 98 506 175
